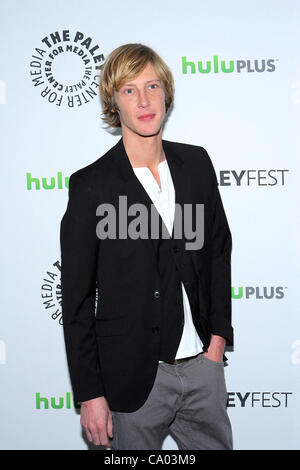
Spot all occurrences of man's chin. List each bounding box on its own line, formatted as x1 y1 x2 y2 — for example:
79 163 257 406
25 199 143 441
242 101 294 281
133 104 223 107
136 126 162 138
122 123 163 139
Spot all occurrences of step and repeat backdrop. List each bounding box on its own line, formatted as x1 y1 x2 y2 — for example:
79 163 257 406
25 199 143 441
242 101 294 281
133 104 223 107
1 0 299 450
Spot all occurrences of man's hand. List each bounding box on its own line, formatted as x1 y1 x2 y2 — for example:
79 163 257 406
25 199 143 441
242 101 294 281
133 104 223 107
80 396 113 447
204 334 226 363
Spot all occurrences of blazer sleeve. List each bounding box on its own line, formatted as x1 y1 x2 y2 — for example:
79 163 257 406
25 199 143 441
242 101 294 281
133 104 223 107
60 171 105 402
204 149 234 347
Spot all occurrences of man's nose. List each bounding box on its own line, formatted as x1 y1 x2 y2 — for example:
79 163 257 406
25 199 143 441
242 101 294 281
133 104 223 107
137 88 150 107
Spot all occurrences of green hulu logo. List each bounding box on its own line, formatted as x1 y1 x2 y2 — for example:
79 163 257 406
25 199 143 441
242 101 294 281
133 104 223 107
182 55 276 74
35 392 80 410
26 172 69 190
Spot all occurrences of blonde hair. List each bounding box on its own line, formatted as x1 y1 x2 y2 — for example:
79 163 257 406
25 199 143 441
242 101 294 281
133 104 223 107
99 43 174 128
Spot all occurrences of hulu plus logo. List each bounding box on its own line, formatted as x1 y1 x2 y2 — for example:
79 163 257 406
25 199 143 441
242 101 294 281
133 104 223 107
35 392 80 410
26 172 69 190
182 55 277 74
231 286 286 299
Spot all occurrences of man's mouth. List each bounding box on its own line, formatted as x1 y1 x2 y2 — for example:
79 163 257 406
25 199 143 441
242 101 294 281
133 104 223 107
137 113 156 121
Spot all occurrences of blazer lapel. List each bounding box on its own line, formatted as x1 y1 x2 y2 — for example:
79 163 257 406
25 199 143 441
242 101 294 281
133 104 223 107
111 136 188 263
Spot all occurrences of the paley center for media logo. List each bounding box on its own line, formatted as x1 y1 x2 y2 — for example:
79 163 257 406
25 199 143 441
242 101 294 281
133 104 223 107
40 259 96 325
29 29 105 107
41 260 62 325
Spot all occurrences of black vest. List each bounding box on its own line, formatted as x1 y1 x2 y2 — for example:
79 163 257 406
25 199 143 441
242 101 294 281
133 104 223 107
154 223 203 363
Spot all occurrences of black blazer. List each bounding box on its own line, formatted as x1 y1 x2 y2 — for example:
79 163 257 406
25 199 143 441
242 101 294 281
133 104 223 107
60 137 233 412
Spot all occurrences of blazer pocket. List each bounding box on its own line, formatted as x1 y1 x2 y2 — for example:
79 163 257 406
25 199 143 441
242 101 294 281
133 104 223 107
96 315 131 336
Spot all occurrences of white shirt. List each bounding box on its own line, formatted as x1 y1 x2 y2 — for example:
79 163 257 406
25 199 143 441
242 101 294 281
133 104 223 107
132 158 203 361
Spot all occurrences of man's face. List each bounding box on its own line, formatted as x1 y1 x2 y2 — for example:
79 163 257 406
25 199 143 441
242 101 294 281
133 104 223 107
113 62 166 138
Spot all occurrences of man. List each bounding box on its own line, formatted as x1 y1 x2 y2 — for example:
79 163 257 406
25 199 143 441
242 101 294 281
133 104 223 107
60 43 233 450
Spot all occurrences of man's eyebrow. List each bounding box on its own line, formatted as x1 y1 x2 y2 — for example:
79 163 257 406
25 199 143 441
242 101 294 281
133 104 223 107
122 79 161 87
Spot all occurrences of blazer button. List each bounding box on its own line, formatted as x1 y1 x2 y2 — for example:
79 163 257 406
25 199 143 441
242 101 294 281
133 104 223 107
153 290 160 299
152 325 160 333
173 246 180 253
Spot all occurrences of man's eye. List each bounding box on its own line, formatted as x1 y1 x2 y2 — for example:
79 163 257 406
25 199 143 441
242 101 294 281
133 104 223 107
124 88 133 94
149 84 158 89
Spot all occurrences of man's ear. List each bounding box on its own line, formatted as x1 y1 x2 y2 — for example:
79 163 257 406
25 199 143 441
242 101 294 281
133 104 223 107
111 105 119 113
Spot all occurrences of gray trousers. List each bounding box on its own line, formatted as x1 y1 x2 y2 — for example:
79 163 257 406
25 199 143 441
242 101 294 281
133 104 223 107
110 353 233 450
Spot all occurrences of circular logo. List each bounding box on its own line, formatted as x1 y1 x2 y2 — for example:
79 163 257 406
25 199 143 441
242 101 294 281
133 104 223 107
41 259 98 326
29 29 105 108
41 260 63 325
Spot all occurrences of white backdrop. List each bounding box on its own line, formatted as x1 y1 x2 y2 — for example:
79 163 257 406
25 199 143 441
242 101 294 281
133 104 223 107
0 0 299 450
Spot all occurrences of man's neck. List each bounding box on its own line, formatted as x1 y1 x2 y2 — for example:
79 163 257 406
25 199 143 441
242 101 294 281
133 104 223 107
122 129 165 170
